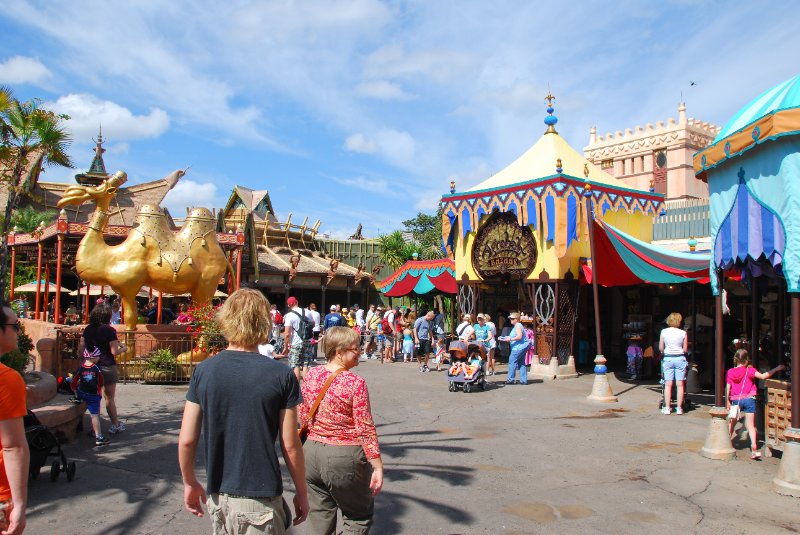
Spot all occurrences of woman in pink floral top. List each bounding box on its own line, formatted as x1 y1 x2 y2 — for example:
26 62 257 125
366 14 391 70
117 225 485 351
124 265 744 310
299 326 383 534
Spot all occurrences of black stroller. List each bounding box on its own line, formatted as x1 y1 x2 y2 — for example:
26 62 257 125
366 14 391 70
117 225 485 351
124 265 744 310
658 359 694 412
24 411 76 482
446 341 487 393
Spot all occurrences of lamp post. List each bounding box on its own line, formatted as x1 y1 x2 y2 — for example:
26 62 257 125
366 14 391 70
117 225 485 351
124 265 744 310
584 165 617 403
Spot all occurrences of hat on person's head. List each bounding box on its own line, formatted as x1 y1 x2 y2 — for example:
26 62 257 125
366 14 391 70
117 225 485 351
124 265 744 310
330 305 337 310
352 304 359 309
508 312 520 320
376 306 383 311
476 313 485 321
287 296 298 307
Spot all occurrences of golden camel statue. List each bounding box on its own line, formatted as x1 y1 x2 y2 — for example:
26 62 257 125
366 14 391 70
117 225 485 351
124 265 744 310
57 171 232 340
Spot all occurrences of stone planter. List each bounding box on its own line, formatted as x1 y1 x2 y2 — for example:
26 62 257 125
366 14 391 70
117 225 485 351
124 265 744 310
25 371 58 408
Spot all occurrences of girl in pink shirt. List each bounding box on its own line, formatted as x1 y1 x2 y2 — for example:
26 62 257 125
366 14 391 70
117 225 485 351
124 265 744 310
726 349 785 459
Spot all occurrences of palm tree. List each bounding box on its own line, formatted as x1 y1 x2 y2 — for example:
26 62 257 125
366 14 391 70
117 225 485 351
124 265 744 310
11 206 57 233
0 93 73 291
376 231 416 270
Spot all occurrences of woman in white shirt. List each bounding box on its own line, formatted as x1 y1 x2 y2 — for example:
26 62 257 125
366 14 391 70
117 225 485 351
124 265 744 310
456 314 475 342
659 312 688 415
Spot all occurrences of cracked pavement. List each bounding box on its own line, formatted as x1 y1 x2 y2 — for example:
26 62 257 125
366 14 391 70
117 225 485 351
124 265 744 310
25 362 799 534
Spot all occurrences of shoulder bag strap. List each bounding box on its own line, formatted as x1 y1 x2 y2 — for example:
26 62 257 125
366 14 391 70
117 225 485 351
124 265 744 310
307 368 345 424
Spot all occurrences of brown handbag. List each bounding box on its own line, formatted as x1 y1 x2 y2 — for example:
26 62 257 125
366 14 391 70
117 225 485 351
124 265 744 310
298 368 344 443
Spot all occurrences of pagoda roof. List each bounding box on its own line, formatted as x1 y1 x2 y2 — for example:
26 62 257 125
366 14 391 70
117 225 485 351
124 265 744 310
464 130 641 196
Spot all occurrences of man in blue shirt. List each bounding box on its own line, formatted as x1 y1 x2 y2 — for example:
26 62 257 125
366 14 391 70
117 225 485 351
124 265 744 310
413 310 436 372
322 305 344 332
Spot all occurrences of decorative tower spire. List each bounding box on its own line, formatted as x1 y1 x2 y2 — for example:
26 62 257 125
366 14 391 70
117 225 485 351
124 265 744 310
74 125 110 186
544 90 558 135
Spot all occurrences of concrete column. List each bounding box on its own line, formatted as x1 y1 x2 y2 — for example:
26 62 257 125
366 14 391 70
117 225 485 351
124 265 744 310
700 288 735 460
774 295 800 496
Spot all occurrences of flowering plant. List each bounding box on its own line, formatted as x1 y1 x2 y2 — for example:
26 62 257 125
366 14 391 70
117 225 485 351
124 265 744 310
186 303 226 355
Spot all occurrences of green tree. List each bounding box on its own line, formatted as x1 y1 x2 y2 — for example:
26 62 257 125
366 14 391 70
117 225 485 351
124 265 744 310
401 210 443 259
376 231 416 270
11 205 57 233
0 89 73 291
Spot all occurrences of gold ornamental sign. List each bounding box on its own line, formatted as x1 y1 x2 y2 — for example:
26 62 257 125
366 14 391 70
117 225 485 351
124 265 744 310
472 211 537 279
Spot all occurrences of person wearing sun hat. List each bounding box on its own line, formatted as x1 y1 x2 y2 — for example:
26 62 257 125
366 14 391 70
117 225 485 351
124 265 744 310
500 312 531 385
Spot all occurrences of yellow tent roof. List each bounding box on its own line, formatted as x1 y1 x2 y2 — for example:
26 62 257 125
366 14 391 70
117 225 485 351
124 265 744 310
466 132 635 193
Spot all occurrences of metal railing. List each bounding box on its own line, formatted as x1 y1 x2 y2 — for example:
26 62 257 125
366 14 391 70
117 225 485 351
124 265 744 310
652 199 710 241
56 328 226 383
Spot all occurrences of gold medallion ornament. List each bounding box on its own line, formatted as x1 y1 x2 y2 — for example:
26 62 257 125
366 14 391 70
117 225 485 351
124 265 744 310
471 211 537 280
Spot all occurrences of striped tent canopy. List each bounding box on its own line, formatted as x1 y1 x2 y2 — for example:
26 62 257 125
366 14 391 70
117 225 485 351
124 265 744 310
380 258 457 297
441 127 664 258
586 219 710 286
694 75 800 293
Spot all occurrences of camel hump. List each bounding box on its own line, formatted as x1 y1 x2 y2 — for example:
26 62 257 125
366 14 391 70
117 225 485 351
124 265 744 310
185 207 215 222
136 204 165 217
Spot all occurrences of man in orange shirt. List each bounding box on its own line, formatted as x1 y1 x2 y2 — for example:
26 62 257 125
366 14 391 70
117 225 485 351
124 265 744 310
0 301 29 535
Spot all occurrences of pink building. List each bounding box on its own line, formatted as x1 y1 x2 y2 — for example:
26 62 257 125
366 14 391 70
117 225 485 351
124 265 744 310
583 103 720 200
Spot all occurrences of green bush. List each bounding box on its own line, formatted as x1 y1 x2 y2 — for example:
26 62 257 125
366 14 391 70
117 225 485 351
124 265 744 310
1 349 29 374
147 348 177 373
17 322 34 355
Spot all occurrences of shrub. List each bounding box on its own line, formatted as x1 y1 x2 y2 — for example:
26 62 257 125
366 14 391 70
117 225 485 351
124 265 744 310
17 322 34 355
0 349 30 374
146 348 177 373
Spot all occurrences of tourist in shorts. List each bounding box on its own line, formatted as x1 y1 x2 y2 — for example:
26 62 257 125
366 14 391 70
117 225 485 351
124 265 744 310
659 312 688 414
71 348 110 446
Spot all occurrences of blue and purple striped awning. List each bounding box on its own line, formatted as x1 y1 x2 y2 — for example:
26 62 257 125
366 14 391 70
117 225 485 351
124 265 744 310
714 181 785 268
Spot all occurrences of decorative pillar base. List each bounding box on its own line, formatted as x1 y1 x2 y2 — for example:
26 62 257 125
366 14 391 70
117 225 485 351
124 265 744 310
699 406 736 460
530 355 579 380
587 355 618 402
774 428 800 497
685 364 701 394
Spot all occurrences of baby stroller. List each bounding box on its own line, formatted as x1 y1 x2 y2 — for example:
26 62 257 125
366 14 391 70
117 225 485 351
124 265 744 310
446 341 486 393
658 358 694 412
24 411 76 482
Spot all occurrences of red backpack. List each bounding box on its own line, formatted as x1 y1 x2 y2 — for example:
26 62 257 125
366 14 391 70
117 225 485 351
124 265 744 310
381 316 393 335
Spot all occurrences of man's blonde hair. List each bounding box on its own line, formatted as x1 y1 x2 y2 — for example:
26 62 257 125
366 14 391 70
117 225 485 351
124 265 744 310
666 312 682 328
216 289 272 347
323 327 360 361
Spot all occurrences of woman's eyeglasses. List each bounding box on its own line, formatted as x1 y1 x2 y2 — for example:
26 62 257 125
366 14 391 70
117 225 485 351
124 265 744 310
2 322 20 332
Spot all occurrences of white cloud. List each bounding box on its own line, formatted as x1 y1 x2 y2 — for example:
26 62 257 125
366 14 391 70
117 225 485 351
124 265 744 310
46 94 169 141
362 45 474 84
332 175 389 194
344 129 417 168
344 133 377 154
0 55 51 85
355 80 414 101
162 179 225 216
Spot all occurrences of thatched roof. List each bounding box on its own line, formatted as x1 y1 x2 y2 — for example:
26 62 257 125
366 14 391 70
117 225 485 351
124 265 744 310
257 245 360 277
6 170 184 226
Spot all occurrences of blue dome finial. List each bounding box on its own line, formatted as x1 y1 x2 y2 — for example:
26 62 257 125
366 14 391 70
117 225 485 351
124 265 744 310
544 89 558 134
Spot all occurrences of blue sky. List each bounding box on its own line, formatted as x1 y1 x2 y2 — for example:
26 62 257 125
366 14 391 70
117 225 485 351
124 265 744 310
1 1 798 238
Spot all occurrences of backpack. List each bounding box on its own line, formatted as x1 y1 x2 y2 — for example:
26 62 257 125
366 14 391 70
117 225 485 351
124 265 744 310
76 365 101 395
289 308 314 341
381 315 393 335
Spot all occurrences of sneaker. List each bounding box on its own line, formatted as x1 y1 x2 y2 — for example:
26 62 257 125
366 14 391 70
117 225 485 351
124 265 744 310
419 366 425 372
359 354 368 362
95 435 110 446
423 366 430 372
676 407 684 415
108 422 126 435
68 396 81 404
751 450 762 460
661 407 671 415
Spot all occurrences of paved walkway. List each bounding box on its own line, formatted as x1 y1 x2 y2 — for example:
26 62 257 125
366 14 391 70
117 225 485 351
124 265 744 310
26 360 798 534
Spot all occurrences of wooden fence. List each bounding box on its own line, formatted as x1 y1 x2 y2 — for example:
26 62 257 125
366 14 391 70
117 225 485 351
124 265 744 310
652 199 710 241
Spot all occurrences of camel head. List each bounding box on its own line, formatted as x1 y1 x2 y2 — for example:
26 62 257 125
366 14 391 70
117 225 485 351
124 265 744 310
58 171 127 210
